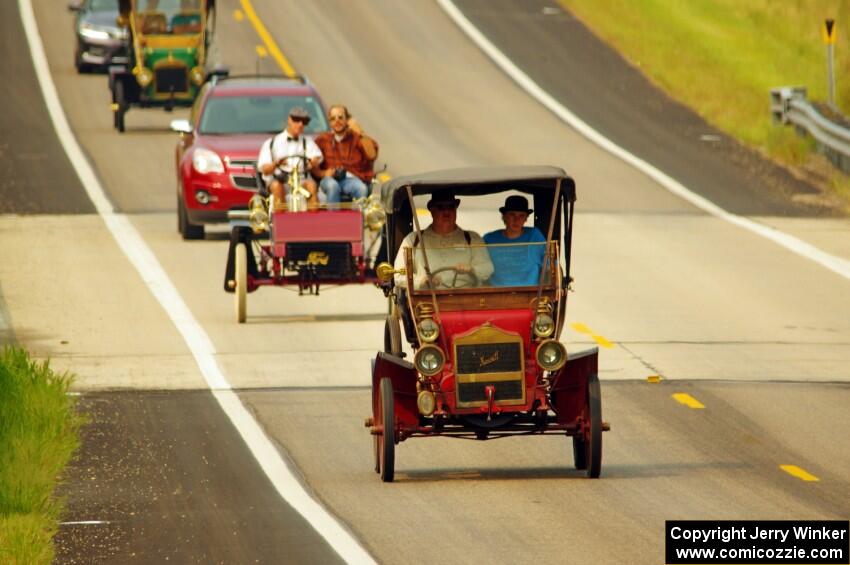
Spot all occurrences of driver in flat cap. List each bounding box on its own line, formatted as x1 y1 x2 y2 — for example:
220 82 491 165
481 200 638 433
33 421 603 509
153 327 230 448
393 192 494 289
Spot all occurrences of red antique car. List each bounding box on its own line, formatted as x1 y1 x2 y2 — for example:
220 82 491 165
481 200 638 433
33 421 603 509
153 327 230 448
368 166 609 482
223 166 387 322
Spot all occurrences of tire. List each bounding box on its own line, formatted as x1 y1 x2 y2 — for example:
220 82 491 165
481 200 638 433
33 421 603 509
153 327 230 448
572 435 587 470
235 243 247 324
113 80 126 133
75 51 88 74
178 195 205 240
383 315 402 356
585 373 603 478
378 377 395 482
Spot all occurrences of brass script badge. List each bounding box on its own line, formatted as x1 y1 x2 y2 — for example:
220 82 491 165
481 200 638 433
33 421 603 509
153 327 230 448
479 350 499 368
306 251 329 266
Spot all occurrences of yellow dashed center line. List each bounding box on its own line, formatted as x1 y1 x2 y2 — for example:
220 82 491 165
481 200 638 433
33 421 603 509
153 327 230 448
239 0 297 77
780 465 819 482
672 393 705 409
233 9 245 21
569 322 614 349
255 45 268 58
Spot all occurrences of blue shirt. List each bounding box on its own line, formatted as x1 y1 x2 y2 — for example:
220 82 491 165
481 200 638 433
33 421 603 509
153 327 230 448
483 227 546 286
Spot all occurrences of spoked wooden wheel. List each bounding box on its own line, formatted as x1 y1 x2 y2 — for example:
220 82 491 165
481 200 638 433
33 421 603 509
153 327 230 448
378 377 395 482
383 315 402 356
572 433 587 470
113 80 126 133
235 243 247 323
584 372 603 478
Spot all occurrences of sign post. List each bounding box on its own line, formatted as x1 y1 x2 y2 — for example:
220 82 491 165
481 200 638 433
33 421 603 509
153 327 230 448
823 19 837 107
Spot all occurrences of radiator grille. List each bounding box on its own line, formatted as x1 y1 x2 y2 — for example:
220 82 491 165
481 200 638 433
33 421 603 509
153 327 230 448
456 342 521 374
230 174 259 189
457 380 524 404
155 66 188 93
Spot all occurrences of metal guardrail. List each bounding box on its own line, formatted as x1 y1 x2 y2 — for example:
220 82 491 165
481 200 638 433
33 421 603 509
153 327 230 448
771 86 850 172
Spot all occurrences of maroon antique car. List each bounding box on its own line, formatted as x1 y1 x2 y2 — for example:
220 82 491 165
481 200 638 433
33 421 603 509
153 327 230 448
368 166 609 482
223 171 387 322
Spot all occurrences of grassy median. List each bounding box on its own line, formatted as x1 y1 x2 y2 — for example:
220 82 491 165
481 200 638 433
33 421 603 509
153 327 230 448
0 346 83 564
560 0 850 197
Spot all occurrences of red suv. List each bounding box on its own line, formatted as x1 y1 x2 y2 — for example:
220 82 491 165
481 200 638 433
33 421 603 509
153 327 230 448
171 75 328 239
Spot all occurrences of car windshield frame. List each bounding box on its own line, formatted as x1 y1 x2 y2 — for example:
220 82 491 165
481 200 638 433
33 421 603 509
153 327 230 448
198 94 329 135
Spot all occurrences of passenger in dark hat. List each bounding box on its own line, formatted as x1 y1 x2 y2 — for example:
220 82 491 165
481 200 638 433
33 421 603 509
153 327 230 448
484 195 546 286
393 191 494 289
257 106 323 207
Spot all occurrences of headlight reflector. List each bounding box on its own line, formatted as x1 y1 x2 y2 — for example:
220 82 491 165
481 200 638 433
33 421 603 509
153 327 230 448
536 339 567 371
417 318 439 343
414 345 445 377
248 194 269 233
135 66 153 87
417 390 436 416
192 147 224 174
79 23 111 41
533 313 555 338
189 66 205 86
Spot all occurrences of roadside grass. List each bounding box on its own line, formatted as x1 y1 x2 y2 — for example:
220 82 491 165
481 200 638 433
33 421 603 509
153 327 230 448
559 0 850 201
0 347 84 564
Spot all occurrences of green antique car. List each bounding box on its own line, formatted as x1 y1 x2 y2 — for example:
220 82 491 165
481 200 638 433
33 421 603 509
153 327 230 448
110 0 214 132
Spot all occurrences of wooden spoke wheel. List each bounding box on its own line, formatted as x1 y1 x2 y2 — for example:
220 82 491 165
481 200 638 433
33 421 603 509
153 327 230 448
377 377 395 482
584 372 602 478
572 434 587 470
235 243 247 323
383 315 402 356
113 80 126 133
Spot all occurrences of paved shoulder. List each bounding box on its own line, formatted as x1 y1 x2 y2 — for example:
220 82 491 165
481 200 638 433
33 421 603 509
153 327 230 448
0 0 94 214
453 0 835 217
55 391 344 564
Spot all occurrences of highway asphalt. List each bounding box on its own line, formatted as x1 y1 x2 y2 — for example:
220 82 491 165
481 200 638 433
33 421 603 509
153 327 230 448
2 0 848 563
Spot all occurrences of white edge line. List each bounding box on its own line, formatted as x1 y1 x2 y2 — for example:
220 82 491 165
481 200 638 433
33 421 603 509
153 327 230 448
18 1 374 563
436 0 850 282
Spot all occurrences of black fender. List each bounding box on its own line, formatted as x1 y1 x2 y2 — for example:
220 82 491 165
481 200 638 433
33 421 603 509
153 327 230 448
223 226 259 293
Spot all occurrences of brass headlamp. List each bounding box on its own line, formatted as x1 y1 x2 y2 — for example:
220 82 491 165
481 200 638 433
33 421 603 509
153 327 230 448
248 194 269 233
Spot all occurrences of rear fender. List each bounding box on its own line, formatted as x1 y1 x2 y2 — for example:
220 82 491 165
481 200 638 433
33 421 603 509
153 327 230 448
550 347 598 425
372 352 418 428
223 226 259 292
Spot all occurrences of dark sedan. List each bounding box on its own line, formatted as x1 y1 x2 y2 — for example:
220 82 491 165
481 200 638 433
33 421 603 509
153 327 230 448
69 0 128 72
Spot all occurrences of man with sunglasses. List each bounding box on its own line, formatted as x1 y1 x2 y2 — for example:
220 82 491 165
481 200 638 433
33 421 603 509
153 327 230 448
257 106 323 207
314 104 379 203
393 192 493 289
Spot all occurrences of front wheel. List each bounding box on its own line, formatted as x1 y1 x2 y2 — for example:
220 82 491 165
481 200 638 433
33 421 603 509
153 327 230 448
585 373 602 478
383 314 401 356
113 80 126 133
235 243 247 323
178 195 204 240
378 377 395 482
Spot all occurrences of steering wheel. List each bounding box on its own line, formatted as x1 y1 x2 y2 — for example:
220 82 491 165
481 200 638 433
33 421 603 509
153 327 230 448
428 266 479 289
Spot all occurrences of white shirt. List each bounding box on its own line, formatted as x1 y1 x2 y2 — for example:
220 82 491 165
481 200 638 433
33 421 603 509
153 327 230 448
257 131 322 183
394 226 495 288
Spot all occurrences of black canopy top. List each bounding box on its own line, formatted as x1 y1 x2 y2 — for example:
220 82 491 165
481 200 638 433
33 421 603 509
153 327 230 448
381 166 575 213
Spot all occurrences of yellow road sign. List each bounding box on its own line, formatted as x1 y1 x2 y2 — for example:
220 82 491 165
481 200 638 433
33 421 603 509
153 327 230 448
823 19 837 44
